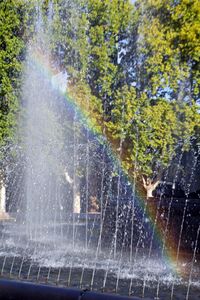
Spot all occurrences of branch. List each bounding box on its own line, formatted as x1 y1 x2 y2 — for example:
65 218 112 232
153 169 163 187
153 180 160 189
142 175 147 189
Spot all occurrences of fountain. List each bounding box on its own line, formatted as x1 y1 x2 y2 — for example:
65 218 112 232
0 2 199 300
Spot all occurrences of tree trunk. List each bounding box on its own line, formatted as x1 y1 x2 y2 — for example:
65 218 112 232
146 186 155 198
142 176 160 199
64 170 80 214
73 192 80 214
0 170 10 219
0 182 6 214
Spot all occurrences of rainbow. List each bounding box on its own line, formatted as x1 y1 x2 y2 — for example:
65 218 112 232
28 45 188 279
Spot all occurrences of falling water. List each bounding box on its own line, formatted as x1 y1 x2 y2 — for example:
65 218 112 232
24 41 66 242
0 2 199 300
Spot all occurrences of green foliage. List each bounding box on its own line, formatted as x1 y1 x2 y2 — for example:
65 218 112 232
86 0 132 100
0 0 36 150
50 0 89 80
130 0 200 101
51 0 133 109
0 0 200 195
106 87 200 181
0 0 26 148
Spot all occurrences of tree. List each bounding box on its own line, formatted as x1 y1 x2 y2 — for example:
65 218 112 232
109 0 200 197
1 0 199 201
124 0 200 102
85 0 132 114
105 84 200 198
61 0 200 198
51 0 133 109
52 0 199 199
0 0 28 216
